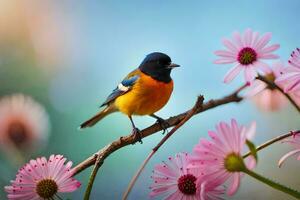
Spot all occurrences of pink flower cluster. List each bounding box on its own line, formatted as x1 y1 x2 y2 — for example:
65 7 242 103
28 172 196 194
150 119 256 200
4 28 300 200
214 29 300 112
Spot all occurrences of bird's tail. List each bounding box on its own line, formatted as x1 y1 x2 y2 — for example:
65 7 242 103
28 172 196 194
79 105 117 129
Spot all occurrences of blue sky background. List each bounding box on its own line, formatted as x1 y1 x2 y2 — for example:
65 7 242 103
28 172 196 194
0 0 300 199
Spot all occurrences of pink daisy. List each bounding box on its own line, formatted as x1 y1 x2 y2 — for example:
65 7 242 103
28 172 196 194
275 48 300 94
190 119 256 196
247 62 288 111
214 29 280 84
0 94 50 153
150 153 224 200
5 154 81 200
278 133 300 167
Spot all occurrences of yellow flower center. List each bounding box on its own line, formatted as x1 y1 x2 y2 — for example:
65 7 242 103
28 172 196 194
36 179 58 199
177 174 197 195
238 47 257 65
224 153 245 172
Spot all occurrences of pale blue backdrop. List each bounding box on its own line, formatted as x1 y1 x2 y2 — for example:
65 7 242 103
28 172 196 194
0 0 299 199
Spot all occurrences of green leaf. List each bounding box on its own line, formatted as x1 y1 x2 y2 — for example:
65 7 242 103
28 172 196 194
246 140 258 161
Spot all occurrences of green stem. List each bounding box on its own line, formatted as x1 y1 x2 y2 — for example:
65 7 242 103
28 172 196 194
83 153 103 200
244 168 300 199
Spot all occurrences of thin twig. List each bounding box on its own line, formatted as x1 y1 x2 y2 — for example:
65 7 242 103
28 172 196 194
83 150 105 200
153 96 204 152
122 96 204 200
243 130 300 158
73 84 246 176
122 151 154 200
257 75 300 113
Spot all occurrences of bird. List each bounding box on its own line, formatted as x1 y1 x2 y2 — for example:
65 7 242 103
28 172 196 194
79 52 180 143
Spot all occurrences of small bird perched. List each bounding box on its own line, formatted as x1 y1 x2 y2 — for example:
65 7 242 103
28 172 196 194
79 52 179 143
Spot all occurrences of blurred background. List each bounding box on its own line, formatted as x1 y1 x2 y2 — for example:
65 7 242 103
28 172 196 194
0 0 299 199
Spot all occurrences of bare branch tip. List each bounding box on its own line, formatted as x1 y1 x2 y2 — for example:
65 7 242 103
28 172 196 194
195 95 204 108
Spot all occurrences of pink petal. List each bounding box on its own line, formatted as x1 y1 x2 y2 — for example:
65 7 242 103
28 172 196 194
245 121 256 140
290 58 300 68
289 61 300 69
260 44 280 54
233 31 244 48
7 193 37 200
222 38 238 53
223 65 242 83
272 62 285 77
152 176 176 185
227 173 240 196
214 50 235 58
206 170 231 187
246 80 267 97
154 164 177 178
278 149 300 167
59 180 81 192
243 29 253 47
149 185 177 197
253 61 272 74
246 155 257 170
165 190 184 200
214 58 236 64
244 66 257 83
276 71 300 81
217 122 234 151
251 31 260 47
288 80 300 92
280 76 300 92
258 54 279 59
255 32 272 50
200 182 207 200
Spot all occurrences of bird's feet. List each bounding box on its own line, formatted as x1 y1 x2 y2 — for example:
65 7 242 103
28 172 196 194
155 117 170 134
132 127 143 144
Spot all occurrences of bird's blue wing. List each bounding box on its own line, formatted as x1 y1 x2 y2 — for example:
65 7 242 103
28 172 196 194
100 74 139 107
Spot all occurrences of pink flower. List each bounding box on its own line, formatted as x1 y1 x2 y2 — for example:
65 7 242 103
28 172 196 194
247 62 288 111
150 153 224 200
5 154 81 200
214 29 280 84
278 133 300 167
0 94 50 153
190 119 256 196
275 48 300 94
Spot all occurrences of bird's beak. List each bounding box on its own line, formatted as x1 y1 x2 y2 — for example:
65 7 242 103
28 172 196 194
168 63 180 69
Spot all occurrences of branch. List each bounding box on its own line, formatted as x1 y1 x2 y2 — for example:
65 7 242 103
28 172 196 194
153 95 204 151
122 96 204 200
84 95 203 200
257 75 300 113
72 84 246 176
243 130 300 158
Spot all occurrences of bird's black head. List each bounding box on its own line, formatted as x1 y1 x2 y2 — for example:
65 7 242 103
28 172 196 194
139 52 180 83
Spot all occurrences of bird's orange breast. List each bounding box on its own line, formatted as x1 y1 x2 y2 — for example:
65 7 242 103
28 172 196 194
114 72 173 116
